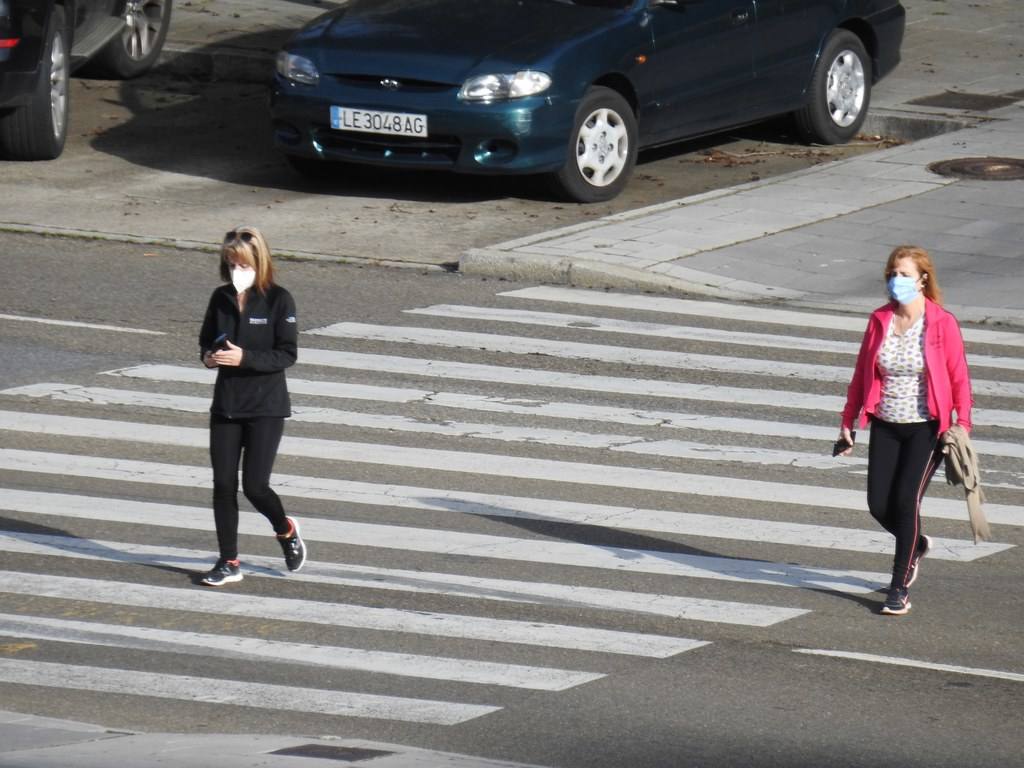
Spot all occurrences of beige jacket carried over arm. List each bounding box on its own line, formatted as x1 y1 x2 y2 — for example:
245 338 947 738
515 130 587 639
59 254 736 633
941 425 990 543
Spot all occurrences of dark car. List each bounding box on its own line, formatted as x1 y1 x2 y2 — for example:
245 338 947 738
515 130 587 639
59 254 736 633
0 0 173 160
271 0 904 202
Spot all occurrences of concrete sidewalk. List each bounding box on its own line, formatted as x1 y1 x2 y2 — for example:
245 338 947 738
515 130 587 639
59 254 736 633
154 0 1024 326
0 710 550 768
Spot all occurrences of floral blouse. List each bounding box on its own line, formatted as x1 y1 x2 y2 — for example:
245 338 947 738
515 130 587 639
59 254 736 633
876 315 930 423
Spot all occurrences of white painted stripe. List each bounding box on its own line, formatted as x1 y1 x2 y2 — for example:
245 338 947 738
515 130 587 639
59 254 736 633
794 648 1024 683
407 304 1024 373
302 324 1022 399
499 286 1024 348
2 413 1021 526
0 527 808 626
0 613 601 691
45 375 1024 460
0 494 885 594
285 353 1024 429
0 313 164 335
0 385 874 467
0 571 706 658
0 658 498 725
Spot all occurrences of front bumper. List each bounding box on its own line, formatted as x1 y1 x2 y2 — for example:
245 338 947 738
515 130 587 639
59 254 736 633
270 76 576 175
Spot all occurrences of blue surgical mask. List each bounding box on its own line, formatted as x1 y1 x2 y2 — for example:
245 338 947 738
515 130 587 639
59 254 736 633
887 275 920 305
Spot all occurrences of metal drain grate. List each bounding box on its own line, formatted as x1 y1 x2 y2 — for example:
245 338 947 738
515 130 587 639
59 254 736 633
270 744 395 762
927 157 1024 181
908 91 1019 111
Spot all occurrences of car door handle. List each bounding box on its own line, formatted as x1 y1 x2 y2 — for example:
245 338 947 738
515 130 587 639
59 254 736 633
731 8 751 25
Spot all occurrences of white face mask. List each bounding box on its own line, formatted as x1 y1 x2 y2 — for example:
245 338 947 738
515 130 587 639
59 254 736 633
230 266 256 293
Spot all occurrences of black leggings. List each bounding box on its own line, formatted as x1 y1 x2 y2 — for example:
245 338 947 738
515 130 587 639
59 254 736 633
867 417 942 588
210 415 290 561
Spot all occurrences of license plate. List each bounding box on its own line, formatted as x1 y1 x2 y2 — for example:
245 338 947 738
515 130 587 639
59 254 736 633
330 106 428 137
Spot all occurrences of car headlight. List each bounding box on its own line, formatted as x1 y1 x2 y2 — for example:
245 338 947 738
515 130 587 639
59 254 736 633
458 71 552 102
276 51 319 86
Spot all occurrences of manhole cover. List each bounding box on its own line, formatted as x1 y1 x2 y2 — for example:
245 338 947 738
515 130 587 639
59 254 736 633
927 157 1024 181
908 91 1019 111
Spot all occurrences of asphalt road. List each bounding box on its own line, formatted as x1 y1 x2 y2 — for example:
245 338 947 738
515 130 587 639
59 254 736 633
0 72 896 267
1 232 1021 768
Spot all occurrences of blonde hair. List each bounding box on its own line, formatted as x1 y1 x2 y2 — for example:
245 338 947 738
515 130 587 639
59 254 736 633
220 226 275 294
884 245 942 305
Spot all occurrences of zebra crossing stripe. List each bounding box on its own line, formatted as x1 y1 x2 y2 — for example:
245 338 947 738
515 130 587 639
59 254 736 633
0 658 500 725
302 323 1022 399
2 413 1021 526
0 385 874 468
0 313 164 336
498 286 1024 349
406 304 1024 373
293 353 1024 429
0 526 809 625
31 377 1021 460
0 491 889 593
0 613 603 690
0 571 708 658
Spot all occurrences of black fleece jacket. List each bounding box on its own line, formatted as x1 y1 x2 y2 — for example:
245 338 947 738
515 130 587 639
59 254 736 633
199 283 297 419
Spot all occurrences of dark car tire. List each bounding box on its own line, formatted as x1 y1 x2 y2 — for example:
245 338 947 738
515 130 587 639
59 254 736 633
795 29 872 145
549 86 638 203
0 6 69 160
86 0 173 79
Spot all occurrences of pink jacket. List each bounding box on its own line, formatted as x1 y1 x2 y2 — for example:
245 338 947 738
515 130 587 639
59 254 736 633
841 299 973 434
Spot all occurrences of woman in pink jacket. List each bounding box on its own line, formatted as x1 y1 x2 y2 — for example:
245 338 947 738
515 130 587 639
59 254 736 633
837 245 973 616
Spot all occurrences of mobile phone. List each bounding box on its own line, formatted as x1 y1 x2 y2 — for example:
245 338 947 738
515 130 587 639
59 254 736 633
832 431 856 457
212 332 229 351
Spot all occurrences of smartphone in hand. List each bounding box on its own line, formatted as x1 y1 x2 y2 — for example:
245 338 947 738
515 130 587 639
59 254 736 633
832 431 856 457
212 332 229 351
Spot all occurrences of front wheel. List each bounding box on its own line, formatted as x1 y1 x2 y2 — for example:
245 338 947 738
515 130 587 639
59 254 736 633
87 0 173 79
0 6 68 160
549 86 637 203
794 29 872 145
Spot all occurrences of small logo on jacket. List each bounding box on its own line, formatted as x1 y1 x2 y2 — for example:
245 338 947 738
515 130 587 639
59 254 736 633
286 316 297 323
249 317 268 325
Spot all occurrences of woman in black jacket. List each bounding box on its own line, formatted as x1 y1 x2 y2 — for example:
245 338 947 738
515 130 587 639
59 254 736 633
198 226 306 586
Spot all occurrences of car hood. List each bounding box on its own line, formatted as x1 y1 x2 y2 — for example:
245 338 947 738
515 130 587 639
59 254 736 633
293 0 627 83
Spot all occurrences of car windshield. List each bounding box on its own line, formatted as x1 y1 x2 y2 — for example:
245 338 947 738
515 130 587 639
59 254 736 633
546 0 634 8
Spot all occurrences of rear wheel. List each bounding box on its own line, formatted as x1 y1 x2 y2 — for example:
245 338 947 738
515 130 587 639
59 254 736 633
87 0 173 79
794 29 871 144
549 86 637 203
0 7 68 160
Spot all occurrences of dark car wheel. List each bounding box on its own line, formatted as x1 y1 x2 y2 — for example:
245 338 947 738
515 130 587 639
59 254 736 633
0 6 68 160
87 0 173 79
550 86 637 203
795 29 872 145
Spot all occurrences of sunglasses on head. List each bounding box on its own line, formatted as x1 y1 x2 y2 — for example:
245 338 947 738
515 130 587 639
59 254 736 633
224 230 255 243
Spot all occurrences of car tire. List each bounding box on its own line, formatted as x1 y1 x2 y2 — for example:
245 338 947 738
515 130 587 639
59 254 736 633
795 29 872 145
86 0 173 79
550 86 637 203
0 6 69 160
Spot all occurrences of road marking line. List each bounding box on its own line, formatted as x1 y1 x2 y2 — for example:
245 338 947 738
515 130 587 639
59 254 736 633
794 649 1024 683
406 304 1024 372
2 413 1021 526
0 658 499 725
0 613 601 690
0 384 873 468
0 313 164 335
40 376 1021 460
0 527 808 625
302 323 1021 399
0 571 707 658
498 286 1024 348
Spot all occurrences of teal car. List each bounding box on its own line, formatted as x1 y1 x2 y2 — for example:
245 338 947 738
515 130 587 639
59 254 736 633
270 0 905 202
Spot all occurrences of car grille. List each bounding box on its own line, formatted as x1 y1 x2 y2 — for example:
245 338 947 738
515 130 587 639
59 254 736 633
330 74 456 93
314 128 462 167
